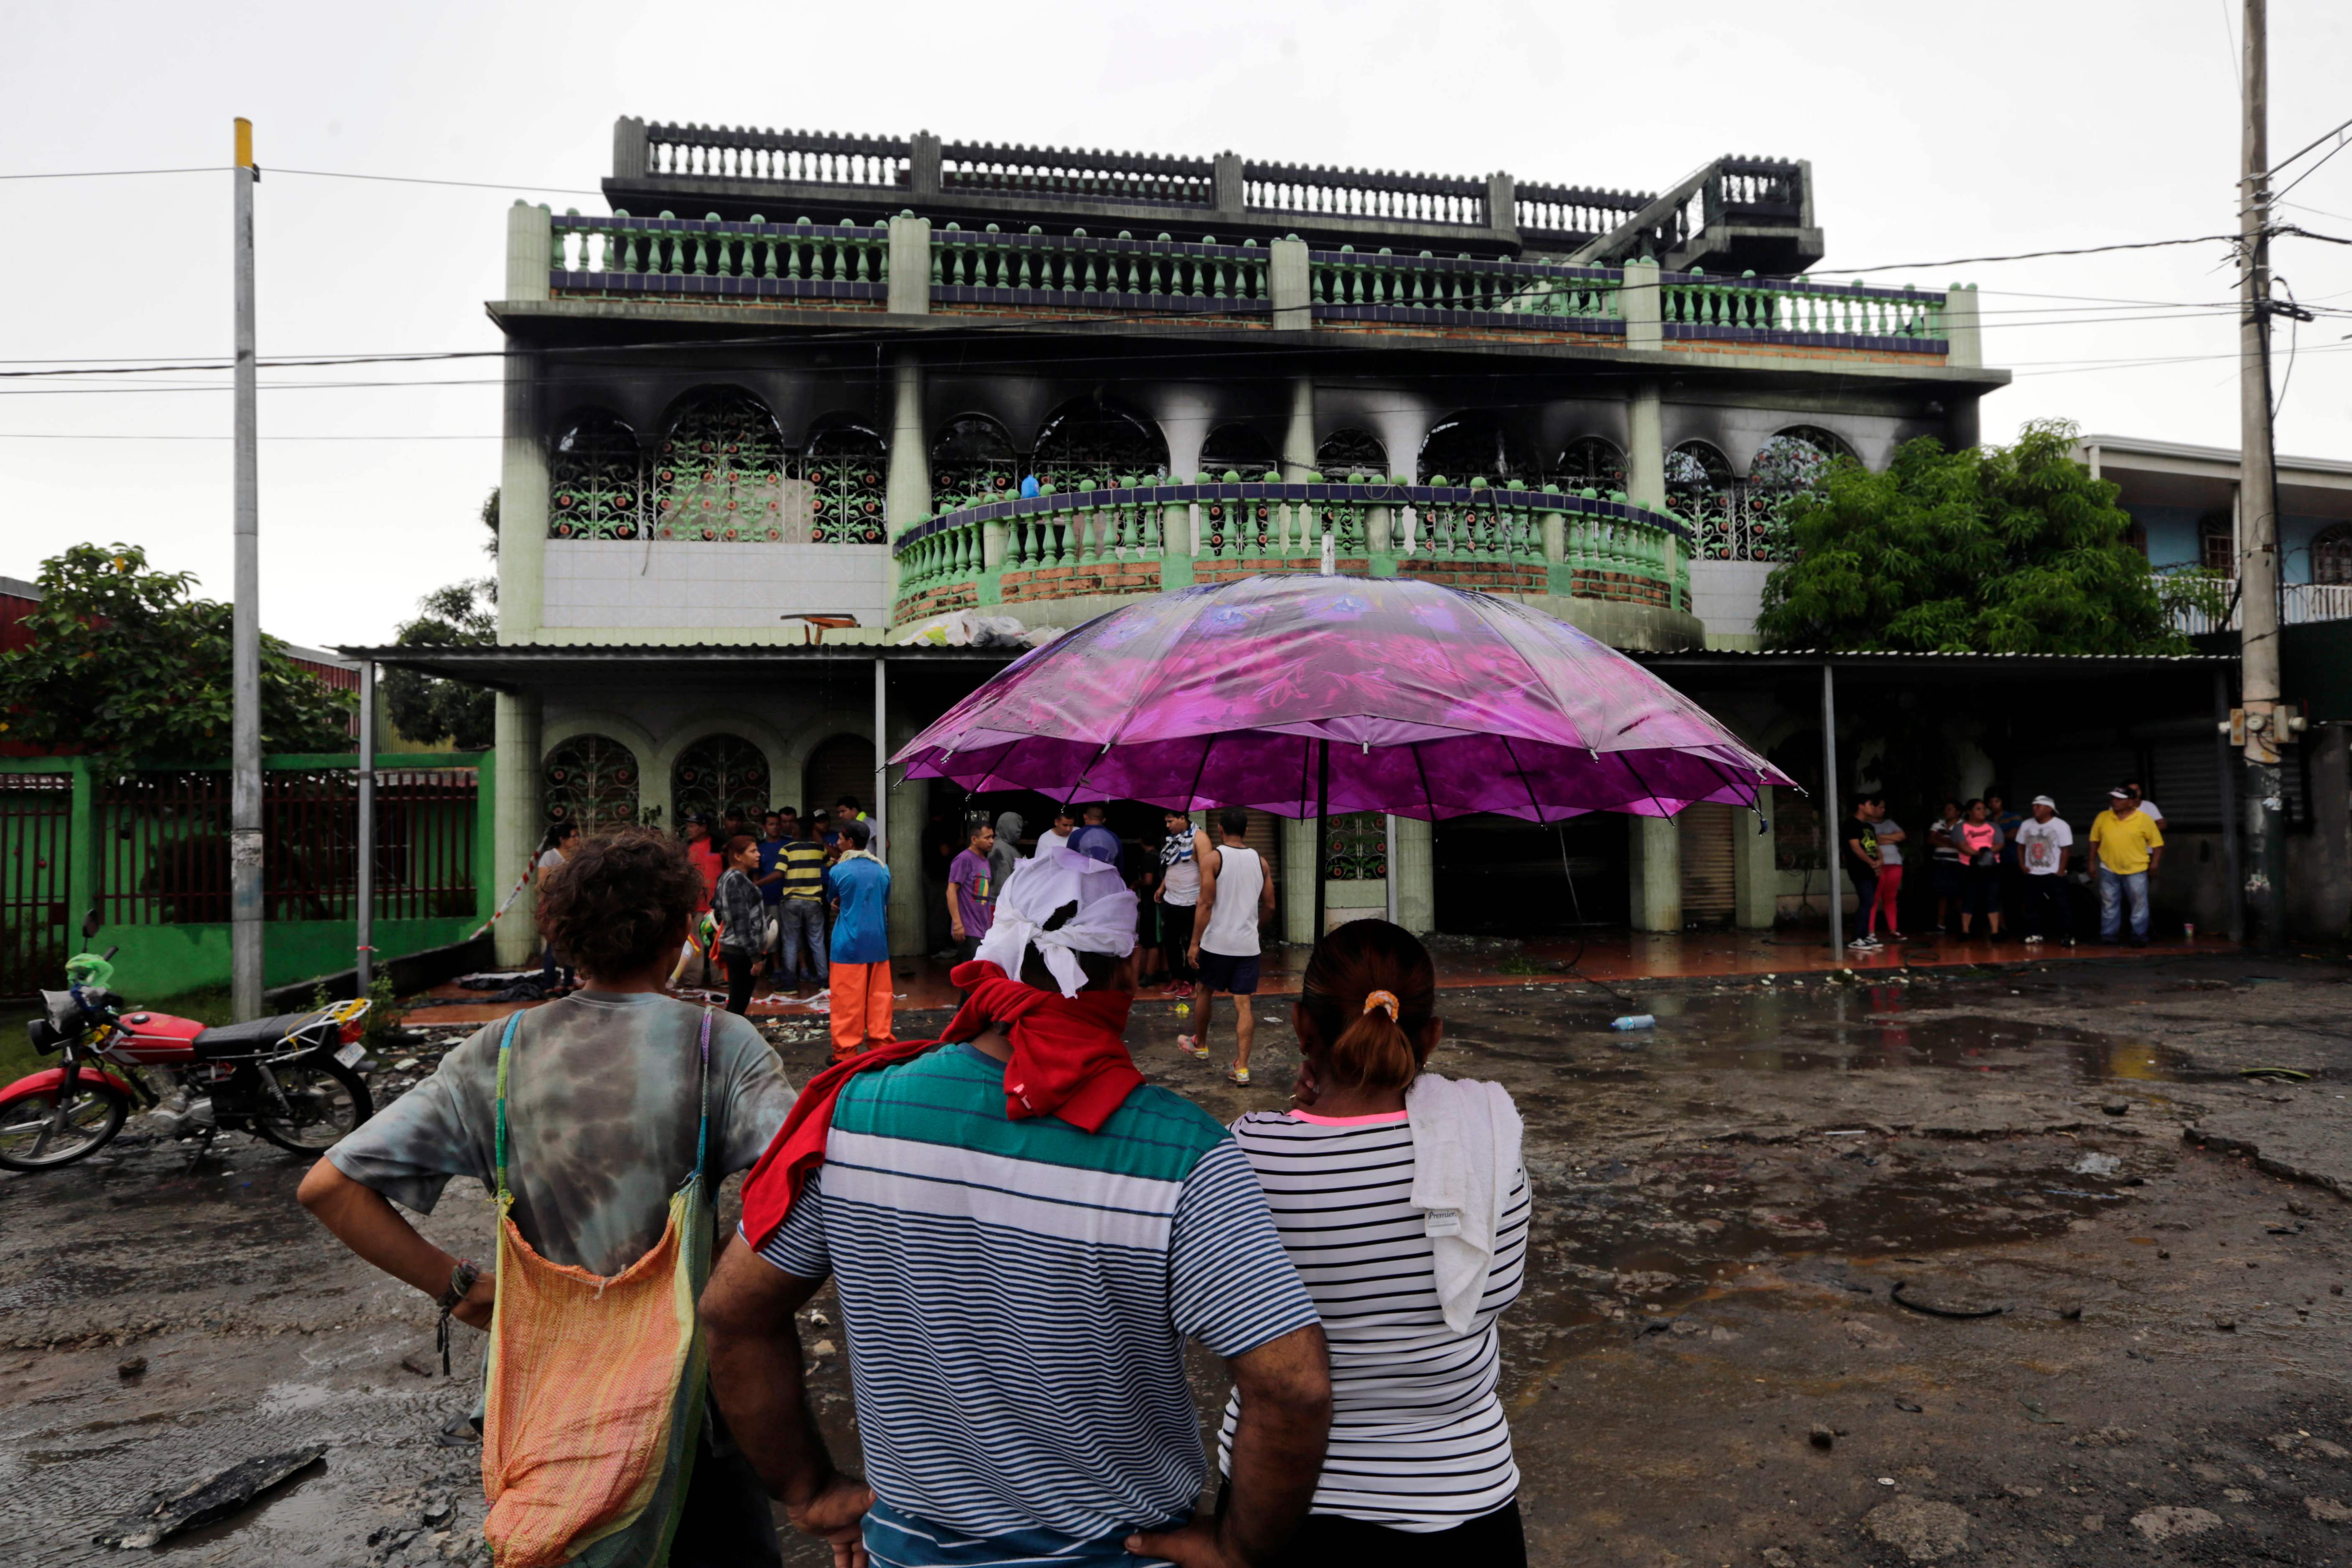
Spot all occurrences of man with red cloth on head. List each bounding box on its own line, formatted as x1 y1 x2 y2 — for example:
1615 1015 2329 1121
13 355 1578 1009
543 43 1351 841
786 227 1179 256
701 844 1333 1568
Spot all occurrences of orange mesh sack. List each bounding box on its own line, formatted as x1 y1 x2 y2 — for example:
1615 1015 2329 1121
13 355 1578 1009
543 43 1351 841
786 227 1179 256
477 1011 714 1568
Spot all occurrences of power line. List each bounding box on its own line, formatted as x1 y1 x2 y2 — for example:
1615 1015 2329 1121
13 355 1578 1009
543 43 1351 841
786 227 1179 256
272 167 606 198
0 166 226 180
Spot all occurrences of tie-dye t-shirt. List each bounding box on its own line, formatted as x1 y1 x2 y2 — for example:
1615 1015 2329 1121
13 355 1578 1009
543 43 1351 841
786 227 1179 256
326 991 794 1276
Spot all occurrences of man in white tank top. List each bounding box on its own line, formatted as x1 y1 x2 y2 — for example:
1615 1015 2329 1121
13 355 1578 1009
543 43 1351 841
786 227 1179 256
1180 807 1276 1084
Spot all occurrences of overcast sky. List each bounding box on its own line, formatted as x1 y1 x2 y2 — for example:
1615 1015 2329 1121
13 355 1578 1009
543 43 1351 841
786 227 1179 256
5 0 2349 648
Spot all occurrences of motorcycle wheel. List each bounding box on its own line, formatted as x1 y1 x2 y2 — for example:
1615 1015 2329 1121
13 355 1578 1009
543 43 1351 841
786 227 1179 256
242 1059 374 1156
0 1080 128 1171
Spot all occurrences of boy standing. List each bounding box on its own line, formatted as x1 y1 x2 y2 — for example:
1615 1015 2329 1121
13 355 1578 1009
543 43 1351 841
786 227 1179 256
1840 797 1884 952
1154 809 1200 998
947 818 999 963
1182 808 1276 1085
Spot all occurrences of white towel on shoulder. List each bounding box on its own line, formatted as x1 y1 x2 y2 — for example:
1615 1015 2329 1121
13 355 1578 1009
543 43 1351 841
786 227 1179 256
1405 1073 1525 1334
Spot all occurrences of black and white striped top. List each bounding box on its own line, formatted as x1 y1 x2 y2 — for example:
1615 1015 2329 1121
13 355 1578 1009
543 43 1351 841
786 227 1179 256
1219 1108 1530 1532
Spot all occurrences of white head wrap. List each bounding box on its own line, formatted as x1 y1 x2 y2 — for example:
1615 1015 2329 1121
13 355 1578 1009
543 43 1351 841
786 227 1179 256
973 844 1138 998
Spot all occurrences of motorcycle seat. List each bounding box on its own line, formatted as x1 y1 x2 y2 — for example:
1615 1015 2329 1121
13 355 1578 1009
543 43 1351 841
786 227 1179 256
191 1012 320 1055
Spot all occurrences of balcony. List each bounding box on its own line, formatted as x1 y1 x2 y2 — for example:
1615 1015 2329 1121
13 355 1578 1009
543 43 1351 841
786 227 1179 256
2171 580 2352 637
888 477 1694 632
544 212 1954 361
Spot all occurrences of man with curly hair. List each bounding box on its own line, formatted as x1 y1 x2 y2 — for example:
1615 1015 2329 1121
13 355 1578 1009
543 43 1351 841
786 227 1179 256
299 827 798 1565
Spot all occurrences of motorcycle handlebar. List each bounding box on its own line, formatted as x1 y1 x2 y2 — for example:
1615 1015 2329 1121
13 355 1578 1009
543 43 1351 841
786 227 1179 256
101 946 120 962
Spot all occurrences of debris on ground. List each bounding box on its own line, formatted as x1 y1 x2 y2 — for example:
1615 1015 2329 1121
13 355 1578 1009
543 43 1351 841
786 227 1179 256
92 1446 326 1548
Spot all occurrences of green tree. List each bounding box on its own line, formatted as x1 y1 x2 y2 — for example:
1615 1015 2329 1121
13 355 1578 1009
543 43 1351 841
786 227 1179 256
382 578 496 750
0 542 356 764
1756 420 2225 654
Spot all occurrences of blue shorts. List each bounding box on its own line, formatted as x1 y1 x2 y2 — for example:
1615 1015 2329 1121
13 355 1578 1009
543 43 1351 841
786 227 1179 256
1197 949 1260 995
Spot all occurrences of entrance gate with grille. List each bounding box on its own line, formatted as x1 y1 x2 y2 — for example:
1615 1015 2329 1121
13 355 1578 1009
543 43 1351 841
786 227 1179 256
1 773 72 996
1678 802 1738 925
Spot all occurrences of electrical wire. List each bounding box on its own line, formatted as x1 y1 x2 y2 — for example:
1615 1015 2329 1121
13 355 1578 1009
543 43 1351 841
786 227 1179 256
0 166 227 180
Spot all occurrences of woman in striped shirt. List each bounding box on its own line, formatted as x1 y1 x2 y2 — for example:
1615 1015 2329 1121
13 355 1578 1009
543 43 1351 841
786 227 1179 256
1220 919 1531 1564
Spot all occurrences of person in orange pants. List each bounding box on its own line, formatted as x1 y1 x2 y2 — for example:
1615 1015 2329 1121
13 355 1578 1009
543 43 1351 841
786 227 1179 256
825 818 895 1062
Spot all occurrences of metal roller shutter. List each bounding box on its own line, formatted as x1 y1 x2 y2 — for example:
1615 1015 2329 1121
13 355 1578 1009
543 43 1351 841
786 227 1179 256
1679 802 1738 924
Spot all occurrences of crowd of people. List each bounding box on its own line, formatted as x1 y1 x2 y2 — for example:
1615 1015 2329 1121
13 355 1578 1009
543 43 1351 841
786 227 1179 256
301 821 1532 1568
1840 780 2171 950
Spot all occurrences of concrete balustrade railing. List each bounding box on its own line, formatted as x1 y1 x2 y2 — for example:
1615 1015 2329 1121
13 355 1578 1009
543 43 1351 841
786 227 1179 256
889 476 1694 625
542 207 1949 353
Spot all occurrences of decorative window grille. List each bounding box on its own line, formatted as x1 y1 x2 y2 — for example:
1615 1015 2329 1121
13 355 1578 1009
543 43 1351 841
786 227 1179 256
2202 517 2239 577
1202 422 1277 479
673 734 770 822
548 412 644 539
543 735 641 832
929 415 1017 509
1549 435 1625 495
2315 524 2352 585
1033 400 1168 491
805 423 889 544
654 391 788 541
1324 813 1388 880
1316 428 1388 479
1417 410 1539 485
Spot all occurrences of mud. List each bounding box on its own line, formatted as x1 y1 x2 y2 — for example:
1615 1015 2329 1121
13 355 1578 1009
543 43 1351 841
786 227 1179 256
6 951 2352 1565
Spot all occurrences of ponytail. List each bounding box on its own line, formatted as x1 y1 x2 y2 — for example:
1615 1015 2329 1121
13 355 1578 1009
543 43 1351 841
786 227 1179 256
1297 919 1437 1094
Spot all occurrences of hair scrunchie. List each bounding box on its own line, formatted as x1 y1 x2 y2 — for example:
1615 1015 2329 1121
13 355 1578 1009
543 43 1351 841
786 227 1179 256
1361 989 1400 1020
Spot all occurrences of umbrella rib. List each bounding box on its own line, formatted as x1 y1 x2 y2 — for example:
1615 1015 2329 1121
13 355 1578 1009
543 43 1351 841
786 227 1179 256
1185 730 1217 812
1498 734 1549 825
1409 739 1437 823
1617 746 1670 818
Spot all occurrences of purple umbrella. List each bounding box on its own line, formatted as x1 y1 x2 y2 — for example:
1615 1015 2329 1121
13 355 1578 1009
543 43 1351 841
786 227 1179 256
893 573 1795 820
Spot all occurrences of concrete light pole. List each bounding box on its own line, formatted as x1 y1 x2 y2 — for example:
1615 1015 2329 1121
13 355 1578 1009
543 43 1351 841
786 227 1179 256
231 119 265 1018
2237 0 2287 947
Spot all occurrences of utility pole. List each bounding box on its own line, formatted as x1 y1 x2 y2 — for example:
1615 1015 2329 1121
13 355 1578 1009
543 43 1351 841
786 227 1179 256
2237 0 2287 947
230 118 265 1018
356 660 376 998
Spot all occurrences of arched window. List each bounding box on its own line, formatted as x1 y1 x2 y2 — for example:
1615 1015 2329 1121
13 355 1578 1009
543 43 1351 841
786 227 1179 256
1667 441 1746 560
1750 426 1849 490
805 421 889 545
1316 428 1387 479
543 734 640 831
1032 398 1168 490
2314 523 2352 585
1549 435 1625 496
1200 422 1277 479
653 390 787 542
1417 411 1538 485
549 412 643 540
673 734 770 822
929 415 1016 509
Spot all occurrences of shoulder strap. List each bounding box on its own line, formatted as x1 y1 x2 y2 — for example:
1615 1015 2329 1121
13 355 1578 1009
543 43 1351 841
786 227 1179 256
693 1007 713 1193
493 1011 523 1200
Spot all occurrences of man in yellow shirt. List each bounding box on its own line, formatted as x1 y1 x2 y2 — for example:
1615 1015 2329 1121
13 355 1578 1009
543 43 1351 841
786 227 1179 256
2088 787 2164 947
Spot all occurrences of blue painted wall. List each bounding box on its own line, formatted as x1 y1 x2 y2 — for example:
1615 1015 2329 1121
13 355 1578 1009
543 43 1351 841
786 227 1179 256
2123 503 2342 585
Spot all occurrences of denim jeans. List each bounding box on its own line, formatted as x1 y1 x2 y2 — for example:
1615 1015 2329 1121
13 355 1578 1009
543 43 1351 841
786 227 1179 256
775 898 829 983
2098 867 2150 941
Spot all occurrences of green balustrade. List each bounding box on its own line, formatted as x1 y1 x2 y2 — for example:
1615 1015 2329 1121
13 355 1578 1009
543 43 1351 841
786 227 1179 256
549 211 890 290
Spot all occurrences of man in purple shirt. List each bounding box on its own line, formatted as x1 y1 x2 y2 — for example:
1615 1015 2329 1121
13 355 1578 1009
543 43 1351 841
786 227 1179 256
947 818 998 962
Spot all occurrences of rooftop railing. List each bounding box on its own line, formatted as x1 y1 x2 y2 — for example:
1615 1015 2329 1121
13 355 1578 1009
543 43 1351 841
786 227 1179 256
1658 269 1944 351
640 124 910 188
931 225 1272 313
550 211 891 303
1309 249 1623 328
940 140 1215 207
889 476 1692 623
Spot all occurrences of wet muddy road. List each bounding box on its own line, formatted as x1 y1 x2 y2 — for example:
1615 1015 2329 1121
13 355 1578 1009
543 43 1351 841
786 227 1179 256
7 952 2352 1565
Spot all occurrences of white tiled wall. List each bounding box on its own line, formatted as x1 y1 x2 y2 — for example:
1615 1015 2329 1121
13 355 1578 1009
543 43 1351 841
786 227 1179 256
540 542 890 631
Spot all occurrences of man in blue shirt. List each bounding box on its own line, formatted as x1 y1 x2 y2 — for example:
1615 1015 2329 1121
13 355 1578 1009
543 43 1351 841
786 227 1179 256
827 818 894 1064
1067 802 1125 873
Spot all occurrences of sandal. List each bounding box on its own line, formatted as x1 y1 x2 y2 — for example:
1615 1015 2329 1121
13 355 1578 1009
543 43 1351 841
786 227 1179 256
1226 1066 1251 1086
1176 1034 1208 1061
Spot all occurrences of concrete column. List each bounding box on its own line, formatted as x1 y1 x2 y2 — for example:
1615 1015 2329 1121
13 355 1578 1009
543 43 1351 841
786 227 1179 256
1628 815 1681 933
611 117 648 181
492 691 542 967
1626 381 1665 511
883 708 926 958
1942 282 1981 369
1733 787 1777 929
1370 401 1433 486
1392 815 1435 934
1281 816 1317 944
910 132 942 200
887 213 932 317
1282 377 1317 481
1270 237 1312 332
1486 172 1519 246
885 354 930 531
1621 257 1661 351
506 200 550 303
497 341 546 642
1213 152 1245 220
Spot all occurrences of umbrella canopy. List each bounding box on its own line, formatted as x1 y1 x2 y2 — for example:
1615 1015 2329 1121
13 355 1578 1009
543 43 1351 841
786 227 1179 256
892 574 1796 821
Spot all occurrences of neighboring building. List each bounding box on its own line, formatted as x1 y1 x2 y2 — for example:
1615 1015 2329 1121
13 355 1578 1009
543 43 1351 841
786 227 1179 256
2077 433 2352 632
361 122 2012 962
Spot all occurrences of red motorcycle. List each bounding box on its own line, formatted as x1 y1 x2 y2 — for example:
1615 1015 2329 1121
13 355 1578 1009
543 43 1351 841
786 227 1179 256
0 947 374 1172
